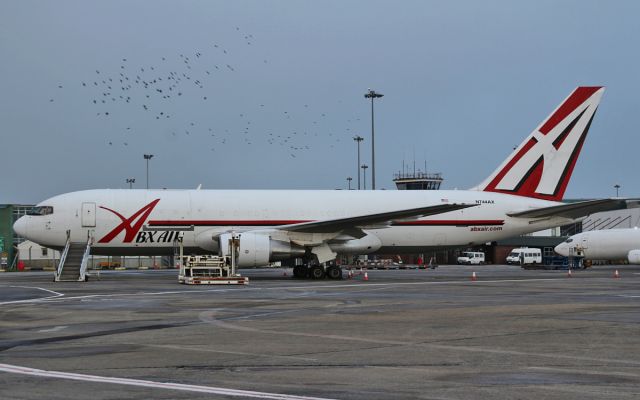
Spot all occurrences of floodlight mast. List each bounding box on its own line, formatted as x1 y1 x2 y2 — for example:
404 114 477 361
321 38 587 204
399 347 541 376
364 89 383 189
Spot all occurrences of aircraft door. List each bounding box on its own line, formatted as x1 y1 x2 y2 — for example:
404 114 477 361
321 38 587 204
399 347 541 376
81 202 96 227
580 233 589 249
575 233 588 257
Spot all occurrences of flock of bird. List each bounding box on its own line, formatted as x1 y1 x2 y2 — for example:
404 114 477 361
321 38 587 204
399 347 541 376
50 27 364 159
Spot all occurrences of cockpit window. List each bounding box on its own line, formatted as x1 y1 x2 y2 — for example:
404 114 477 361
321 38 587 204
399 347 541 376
565 238 573 243
27 206 53 216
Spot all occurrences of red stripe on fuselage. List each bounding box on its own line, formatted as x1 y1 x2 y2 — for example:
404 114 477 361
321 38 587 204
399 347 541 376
392 220 504 226
148 219 505 227
148 220 311 226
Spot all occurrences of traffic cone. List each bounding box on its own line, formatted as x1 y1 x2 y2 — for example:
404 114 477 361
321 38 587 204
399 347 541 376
363 271 369 281
614 269 620 279
471 271 477 281
567 269 572 278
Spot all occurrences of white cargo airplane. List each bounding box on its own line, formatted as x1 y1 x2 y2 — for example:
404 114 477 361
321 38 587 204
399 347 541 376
555 228 640 264
14 86 629 278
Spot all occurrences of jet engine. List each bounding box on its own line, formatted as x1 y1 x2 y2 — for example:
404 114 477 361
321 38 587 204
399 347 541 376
627 250 640 264
218 232 305 267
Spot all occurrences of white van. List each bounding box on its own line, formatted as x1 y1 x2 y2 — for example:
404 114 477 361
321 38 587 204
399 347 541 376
506 247 542 265
457 251 485 265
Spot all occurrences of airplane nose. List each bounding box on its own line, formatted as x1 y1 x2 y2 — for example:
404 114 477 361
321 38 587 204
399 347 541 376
554 243 569 256
13 216 28 238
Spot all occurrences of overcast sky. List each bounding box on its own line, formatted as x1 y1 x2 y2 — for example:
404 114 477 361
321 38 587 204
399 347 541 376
1 0 639 204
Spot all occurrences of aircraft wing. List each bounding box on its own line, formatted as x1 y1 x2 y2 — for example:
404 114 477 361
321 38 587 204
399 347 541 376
276 203 477 234
507 198 630 219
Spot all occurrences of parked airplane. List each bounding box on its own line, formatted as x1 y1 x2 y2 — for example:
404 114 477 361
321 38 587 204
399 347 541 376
555 228 640 264
14 86 629 279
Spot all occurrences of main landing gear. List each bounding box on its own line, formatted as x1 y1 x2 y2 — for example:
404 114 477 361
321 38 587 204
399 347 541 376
292 264 343 280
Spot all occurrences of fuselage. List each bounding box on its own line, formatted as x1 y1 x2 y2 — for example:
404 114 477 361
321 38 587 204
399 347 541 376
14 189 575 256
555 228 640 261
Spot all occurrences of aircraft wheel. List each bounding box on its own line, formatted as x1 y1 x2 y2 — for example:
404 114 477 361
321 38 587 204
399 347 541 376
293 265 308 279
326 265 342 280
309 265 325 279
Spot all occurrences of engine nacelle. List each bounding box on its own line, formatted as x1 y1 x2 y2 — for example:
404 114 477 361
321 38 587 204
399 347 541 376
219 232 305 267
195 229 221 252
627 250 640 264
329 234 382 254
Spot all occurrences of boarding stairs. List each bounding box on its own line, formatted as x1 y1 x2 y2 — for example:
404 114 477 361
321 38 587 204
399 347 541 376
55 232 92 282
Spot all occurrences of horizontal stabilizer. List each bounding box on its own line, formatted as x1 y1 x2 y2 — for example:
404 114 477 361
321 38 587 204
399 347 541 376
507 198 629 219
278 203 477 234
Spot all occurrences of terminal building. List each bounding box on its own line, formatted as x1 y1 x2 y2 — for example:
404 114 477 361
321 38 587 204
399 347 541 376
0 204 34 270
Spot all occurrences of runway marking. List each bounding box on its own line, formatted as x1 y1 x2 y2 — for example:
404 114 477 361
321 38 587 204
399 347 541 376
138 343 318 362
200 309 417 346
200 310 640 366
0 362 337 400
37 326 68 333
0 286 64 305
528 366 640 378
426 344 640 366
19 277 581 304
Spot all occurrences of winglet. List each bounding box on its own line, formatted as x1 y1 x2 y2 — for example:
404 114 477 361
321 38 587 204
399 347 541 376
473 87 605 201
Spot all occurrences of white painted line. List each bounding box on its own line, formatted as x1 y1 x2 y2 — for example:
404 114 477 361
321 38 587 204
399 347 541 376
25 277 572 304
427 344 640 366
37 325 68 333
0 363 337 400
6 275 629 306
138 344 318 362
199 310 640 366
0 286 65 305
528 366 640 378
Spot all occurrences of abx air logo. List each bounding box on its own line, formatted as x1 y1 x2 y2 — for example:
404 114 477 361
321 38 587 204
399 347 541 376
98 199 160 243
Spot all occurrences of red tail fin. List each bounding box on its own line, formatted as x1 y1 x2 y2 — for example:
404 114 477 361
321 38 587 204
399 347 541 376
473 87 605 201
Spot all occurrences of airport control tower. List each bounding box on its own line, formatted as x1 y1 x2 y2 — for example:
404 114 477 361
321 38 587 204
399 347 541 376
393 171 443 190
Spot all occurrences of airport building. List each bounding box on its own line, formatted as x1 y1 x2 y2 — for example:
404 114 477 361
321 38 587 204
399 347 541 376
393 171 443 190
0 204 33 270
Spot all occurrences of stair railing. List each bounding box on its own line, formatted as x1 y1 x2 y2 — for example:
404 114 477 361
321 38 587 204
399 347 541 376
78 232 93 282
55 230 71 282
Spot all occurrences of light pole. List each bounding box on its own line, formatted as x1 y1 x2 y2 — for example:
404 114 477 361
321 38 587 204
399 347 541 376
347 177 353 190
614 184 621 197
364 89 383 190
143 154 154 189
126 178 135 189
353 135 364 189
361 164 368 190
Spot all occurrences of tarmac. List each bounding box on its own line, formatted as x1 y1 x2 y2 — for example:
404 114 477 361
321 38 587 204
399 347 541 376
1 264 640 400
